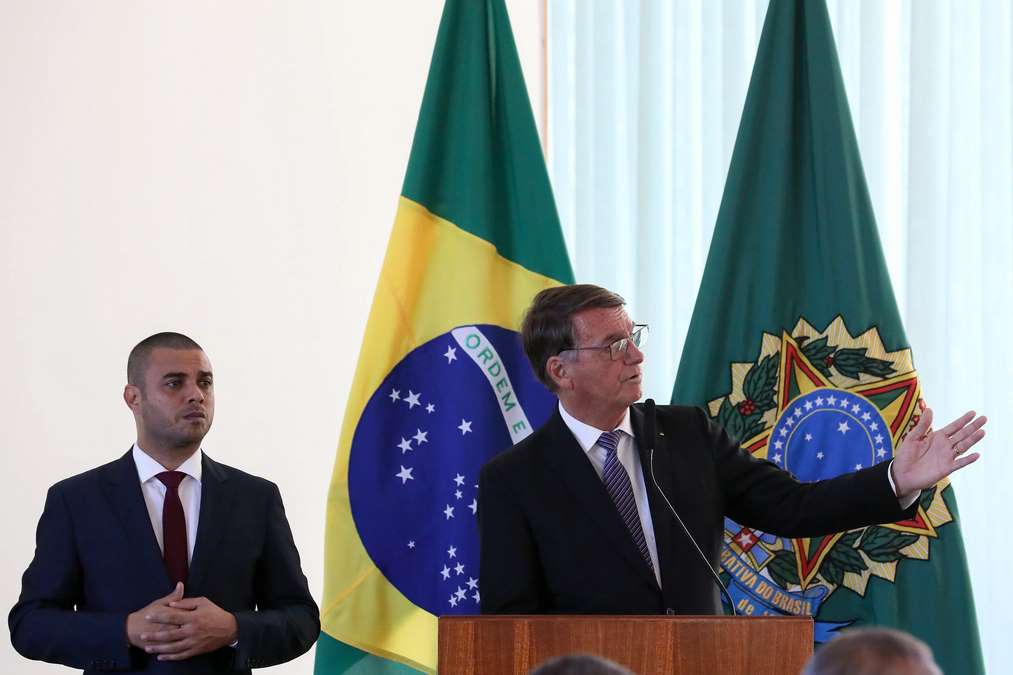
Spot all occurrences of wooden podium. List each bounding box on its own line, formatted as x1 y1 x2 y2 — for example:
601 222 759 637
438 615 813 674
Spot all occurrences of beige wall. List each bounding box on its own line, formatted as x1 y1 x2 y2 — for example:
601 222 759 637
0 2 545 672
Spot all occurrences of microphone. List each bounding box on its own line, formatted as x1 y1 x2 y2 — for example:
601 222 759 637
644 398 737 616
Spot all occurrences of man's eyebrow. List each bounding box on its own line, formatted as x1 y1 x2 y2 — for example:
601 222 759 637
198 371 214 379
161 372 186 380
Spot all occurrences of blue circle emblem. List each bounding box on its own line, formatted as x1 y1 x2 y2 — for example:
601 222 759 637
348 324 556 615
767 388 893 480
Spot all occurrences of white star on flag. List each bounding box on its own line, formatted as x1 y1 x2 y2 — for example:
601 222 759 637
469 499 478 515
805 401 814 410
441 565 451 580
443 505 455 520
426 403 436 413
408 540 415 549
444 346 458 363
805 433 813 441
388 389 401 402
851 404 861 414
861 412 871 421
827 395 837 405
837 421 851 434
413 429 429 444
774 440 783 450
455 563 465 575
458 419 472 435
817 451 824 459
395 466 414 484
455 489 462 499
455 587 467 601
472 591 480 603
855 464 863 470
839 398 849 408
404 390 421 409
454 473 466 486
447 546 457 558
449 595 458 607
773 453 782 463
466 577 478 589
397 437 413 453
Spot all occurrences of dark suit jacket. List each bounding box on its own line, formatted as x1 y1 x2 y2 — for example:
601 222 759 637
478 404 917 615
9 451 319 673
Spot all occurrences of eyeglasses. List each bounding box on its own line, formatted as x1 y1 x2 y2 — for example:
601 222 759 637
559 324 649 361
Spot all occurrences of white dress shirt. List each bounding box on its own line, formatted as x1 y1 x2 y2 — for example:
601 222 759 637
132 444 203 562
558 403 662 587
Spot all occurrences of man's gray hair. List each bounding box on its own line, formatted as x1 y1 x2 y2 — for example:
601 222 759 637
802 627 942 675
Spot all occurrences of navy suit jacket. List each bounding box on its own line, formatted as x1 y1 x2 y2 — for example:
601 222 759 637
9 451 319 673
478 404 917 614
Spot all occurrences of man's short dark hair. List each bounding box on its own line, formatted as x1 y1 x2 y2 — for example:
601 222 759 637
521 284 626 391
802 627 942 675
528 653 633 675
127 332 205 389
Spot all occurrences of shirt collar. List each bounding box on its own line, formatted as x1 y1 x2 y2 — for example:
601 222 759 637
132 443 203 484
558 402 634 455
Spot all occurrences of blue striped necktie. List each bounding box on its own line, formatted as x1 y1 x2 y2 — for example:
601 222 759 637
598 430 655 577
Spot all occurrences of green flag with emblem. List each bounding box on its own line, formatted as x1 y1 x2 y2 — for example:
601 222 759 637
671 1 984 673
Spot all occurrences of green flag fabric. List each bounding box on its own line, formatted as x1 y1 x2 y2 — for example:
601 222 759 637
672 1 984 673
315 0 573 672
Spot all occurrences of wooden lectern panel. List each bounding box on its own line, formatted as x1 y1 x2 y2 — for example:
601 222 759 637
438 615 813 675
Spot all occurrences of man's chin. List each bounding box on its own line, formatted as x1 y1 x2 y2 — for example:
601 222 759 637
176 423 211 444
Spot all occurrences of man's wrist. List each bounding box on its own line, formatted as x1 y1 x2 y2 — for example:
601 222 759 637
888 460 919 508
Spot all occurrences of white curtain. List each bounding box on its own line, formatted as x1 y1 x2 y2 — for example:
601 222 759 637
546 0 1012 671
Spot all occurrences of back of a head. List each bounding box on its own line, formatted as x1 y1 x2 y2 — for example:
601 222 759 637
801 628 942 675
528 653 634 675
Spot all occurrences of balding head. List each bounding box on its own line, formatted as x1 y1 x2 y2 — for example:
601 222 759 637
802 628 942 675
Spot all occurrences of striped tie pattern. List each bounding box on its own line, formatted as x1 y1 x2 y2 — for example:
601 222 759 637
598 430 655 576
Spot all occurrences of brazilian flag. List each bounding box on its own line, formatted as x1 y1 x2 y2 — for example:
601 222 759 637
314 1 573 672
672 1 983 674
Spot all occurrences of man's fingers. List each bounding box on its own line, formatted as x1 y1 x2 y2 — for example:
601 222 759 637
158 649 200 662
954 452 981 471
949 416 987 446
953 428 986 455
169 598 203 610
154 582 185 605
144 637 192 655
139 627 186 643
940 410 977 438
909 407 933 439
145 609 190 625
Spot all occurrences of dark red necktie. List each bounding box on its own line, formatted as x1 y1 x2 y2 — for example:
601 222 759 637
156 471 188 585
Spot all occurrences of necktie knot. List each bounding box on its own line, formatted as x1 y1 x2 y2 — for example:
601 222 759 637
597 430 623 455
157 470 186 491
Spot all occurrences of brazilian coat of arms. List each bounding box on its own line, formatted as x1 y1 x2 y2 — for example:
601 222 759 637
709 317 955 639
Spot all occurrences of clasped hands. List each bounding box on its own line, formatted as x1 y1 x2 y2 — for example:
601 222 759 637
891 407 987 499
126 583 238 661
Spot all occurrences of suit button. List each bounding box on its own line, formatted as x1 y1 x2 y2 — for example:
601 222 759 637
665 608 676 615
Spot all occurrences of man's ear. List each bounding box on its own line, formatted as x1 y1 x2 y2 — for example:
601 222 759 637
545 355 571 392
123 384 142 410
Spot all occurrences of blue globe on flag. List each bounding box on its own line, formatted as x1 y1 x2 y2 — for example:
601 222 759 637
348 324 556 615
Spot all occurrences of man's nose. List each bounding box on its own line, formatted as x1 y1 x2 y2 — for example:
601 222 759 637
185 382 205 402
625 340 645 364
